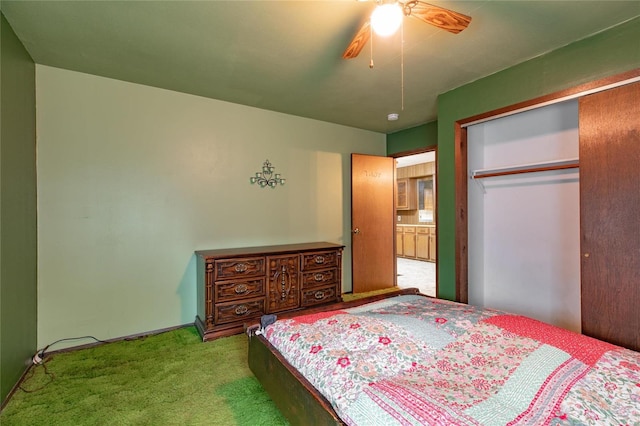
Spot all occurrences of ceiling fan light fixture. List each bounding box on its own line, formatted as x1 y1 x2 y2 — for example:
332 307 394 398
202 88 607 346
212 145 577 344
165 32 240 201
370 3 403 37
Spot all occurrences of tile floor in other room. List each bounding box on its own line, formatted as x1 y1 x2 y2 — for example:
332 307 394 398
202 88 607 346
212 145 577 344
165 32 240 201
397 257 436 297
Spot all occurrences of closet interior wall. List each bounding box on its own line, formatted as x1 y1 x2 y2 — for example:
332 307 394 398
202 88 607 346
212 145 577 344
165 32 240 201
467 101 581 332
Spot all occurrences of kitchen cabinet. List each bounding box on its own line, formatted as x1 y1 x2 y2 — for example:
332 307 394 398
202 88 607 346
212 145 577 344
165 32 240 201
396 178 416 210
396 226 404 256
402 226 416 258
397 225 436 262
416 227 429 260
428 227 436 261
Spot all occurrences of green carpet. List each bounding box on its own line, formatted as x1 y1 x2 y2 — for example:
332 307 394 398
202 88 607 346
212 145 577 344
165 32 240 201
1 290 401 424
0 327 288 425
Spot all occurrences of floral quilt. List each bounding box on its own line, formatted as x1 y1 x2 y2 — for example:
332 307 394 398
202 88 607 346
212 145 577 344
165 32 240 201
264 295 640 425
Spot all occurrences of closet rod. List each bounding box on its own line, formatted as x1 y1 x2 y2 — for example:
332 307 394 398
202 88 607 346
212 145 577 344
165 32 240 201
472 158 579 180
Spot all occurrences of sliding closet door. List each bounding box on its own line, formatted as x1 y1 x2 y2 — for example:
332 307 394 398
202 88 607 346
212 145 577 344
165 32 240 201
579 81 640 352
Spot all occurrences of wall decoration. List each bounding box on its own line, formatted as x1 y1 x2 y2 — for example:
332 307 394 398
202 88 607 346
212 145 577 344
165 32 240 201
250 160 286 188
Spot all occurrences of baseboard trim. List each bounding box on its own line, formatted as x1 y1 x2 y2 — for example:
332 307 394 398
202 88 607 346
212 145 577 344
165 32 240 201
43 322 195 357
1 362 34 412
1 322 195 411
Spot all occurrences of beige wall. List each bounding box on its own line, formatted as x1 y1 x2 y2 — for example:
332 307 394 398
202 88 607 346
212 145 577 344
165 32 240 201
36 65 385 348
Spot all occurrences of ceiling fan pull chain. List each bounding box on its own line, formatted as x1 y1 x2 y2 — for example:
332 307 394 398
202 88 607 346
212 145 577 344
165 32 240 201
369 23 374 69
401 18 405 111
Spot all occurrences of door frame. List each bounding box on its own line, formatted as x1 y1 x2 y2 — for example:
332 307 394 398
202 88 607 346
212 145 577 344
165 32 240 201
454 68 640 303
390 145 438 295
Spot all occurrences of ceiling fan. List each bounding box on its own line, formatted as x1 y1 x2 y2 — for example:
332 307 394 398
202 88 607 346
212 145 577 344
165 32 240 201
342 1 472 59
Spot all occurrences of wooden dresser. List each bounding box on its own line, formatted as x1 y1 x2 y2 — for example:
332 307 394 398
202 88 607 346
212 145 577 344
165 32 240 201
195 242 344 341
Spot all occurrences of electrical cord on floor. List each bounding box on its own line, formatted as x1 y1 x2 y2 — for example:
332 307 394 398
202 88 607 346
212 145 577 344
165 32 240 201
20 335 107 394
33 335 107 362
19 360 54 393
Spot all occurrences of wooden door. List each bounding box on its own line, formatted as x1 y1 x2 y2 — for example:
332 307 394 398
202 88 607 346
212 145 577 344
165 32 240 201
579 81 640 351
351 154 396 293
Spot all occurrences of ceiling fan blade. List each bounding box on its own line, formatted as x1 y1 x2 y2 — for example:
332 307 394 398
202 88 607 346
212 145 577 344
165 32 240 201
409 2 471 34
342 21 371 59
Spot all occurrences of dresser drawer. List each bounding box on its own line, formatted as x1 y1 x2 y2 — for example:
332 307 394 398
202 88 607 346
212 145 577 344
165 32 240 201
196 243 343 341
301 285 337 307
301 250 339 271
215 257 265 280
301 268 338 289
215 278 265 302
214 297 265 325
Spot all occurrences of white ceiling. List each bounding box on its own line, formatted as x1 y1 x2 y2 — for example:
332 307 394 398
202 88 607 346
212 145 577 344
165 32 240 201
396 151 434 167
2 1 639 133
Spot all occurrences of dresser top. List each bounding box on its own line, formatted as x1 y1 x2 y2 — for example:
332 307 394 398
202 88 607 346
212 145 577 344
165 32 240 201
195 242 344 259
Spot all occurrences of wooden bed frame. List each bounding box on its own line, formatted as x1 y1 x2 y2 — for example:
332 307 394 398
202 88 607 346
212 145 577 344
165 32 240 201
247 288 422 425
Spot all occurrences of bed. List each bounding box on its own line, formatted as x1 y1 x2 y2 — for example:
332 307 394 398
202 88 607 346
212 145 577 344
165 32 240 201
247 288 640 425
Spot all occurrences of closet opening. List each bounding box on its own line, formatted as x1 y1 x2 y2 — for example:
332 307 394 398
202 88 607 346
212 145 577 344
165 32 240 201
454 69 640 350
466 100 581 332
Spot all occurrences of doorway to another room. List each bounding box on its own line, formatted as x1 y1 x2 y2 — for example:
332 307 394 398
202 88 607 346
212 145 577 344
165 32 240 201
394 150 437 297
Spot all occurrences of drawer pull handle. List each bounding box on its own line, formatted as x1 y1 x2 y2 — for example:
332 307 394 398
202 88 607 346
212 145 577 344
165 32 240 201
314 273 324 282
314 291 325 300
234 284 248 294
314 256 325 264
235 263 248 272
235 305 249 315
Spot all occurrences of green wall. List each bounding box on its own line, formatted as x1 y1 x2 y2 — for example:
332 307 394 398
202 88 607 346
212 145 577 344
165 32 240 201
0 13 38 404
387 120 437 155
435 17 640 300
